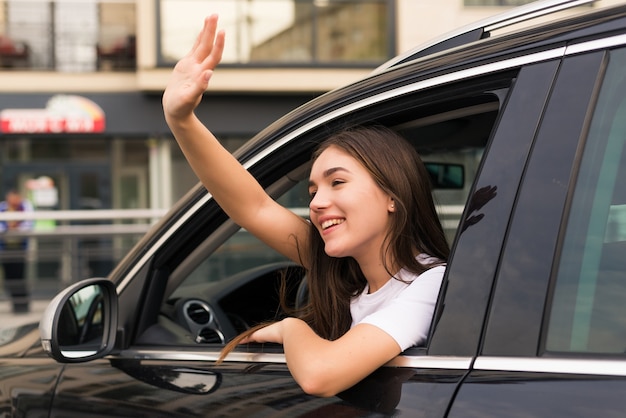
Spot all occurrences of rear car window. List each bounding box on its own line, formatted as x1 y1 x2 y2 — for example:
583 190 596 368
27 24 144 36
546 47 626 354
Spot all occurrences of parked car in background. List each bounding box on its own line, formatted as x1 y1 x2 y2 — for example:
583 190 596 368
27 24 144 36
3 0 626 416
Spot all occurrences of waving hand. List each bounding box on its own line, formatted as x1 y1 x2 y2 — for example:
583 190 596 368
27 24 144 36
162 14 225 121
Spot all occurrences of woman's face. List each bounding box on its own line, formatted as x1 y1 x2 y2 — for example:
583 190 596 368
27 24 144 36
308 146 394 263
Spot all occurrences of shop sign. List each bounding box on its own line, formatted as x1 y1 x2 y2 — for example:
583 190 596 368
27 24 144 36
0 95 105 133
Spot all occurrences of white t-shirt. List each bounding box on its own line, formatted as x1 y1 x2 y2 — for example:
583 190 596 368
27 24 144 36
350 255 445 351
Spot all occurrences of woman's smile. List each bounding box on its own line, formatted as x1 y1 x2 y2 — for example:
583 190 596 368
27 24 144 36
320 218 345 231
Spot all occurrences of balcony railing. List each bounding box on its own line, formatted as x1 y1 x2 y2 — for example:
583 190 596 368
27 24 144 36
0 204 464 302
0 209 166 299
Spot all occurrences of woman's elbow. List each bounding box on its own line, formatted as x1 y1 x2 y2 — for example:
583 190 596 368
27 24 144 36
298 376 341 398
294 365 347 397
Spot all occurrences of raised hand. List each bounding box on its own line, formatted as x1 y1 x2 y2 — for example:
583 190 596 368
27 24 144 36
161 12 309 278
162 14 225 122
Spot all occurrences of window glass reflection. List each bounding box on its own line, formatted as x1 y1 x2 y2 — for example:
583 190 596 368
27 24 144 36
159 0 392 65
0 0 136 71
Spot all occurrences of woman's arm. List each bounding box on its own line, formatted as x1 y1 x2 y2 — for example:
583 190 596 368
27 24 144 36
240 318 401 397
162 15 310 264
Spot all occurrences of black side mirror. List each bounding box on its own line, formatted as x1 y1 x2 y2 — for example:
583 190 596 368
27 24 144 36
39 278 118 363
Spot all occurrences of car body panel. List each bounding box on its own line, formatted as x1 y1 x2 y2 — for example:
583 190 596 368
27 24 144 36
0 327 59 417
48 356 470 417
450 371 626 418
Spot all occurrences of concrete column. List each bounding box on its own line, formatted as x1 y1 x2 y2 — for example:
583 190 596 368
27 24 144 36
148 137 173 213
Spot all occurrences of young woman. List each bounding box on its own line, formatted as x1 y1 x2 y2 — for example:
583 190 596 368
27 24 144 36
162 14 449 397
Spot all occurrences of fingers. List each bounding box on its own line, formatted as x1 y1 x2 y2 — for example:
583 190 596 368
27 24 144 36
188 15 216 56
192 14 224 69
205 29 225 69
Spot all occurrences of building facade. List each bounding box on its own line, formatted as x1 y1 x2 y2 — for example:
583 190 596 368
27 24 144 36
0 0 621 213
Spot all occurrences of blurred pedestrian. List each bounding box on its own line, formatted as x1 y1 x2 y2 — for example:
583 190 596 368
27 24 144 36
0 189 34 313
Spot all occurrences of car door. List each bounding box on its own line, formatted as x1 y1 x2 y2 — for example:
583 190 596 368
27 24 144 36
46 51 558 417
448 46 626 416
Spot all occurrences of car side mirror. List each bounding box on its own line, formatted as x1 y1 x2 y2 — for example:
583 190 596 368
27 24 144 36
39 278 118 363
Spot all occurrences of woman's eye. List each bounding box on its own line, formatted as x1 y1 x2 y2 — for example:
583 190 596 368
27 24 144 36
331 179 345 187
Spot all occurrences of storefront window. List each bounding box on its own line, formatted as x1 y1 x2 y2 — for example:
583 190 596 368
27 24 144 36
1 138 110 162
158 0 393 66
0 0 135 71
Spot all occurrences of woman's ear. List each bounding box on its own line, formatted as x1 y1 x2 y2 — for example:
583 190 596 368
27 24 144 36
388 198 396 213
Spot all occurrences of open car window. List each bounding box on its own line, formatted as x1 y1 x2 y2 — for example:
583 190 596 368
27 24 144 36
146 84 505 349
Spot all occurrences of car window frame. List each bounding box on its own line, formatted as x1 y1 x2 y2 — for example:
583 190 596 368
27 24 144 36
125 74 523 360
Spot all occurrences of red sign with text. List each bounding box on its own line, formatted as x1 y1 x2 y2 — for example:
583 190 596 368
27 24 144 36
0 95 105 134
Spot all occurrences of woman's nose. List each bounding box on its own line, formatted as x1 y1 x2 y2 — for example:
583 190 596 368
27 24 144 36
309 189 329 211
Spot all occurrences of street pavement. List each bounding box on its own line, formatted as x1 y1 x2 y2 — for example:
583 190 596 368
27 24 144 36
1 299 49 329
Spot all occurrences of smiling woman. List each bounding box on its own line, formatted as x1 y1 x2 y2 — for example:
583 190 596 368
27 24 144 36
210 126 448 396
162 14 448 397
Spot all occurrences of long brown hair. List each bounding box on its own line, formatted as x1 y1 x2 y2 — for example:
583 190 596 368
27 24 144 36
217 125 449 362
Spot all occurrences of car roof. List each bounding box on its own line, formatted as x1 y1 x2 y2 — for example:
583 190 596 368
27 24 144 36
373 0 605 74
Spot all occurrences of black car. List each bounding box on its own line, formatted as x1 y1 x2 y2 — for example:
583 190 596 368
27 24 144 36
4 0 626 416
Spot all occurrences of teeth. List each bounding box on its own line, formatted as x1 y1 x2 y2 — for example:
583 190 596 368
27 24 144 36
321 219 344 230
